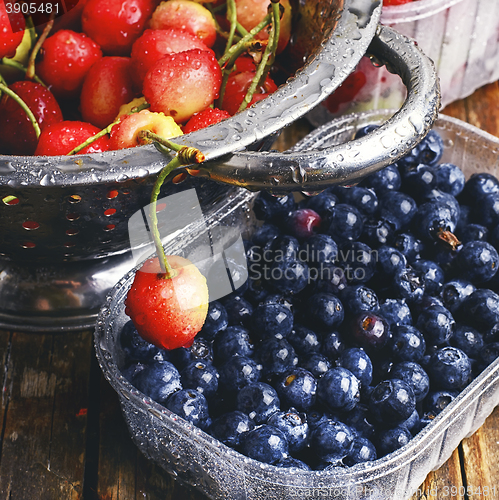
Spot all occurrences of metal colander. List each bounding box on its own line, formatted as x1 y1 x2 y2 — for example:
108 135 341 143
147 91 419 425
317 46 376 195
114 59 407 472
0 0 440 331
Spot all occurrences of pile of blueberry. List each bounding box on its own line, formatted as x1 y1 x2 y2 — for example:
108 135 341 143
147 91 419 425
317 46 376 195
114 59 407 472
119 125 499 470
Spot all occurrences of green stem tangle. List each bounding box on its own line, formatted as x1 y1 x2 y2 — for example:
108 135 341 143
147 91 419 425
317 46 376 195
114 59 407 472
140 130 206 279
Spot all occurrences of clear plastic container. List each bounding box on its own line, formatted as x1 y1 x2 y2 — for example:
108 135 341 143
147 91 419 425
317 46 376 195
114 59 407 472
309 0 499 123
94 110 499 500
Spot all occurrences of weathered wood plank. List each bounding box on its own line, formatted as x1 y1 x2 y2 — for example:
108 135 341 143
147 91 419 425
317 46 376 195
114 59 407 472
0 331 91 499
460 406 499 499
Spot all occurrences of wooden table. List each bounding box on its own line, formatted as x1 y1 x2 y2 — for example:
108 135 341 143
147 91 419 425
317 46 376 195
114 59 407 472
1 83 499 500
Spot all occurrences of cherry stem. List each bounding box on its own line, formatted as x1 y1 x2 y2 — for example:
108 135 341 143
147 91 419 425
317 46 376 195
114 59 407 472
149 142 205 278
225 0 237 54
26 13 55 81
237 1 280 113
0 82 41 138
218 12 272 67
1 58 46 86
66 101 150 155
437 229 461 251
138 131 206 164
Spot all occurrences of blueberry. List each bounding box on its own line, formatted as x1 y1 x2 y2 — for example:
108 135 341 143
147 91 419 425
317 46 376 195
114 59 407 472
434 163 466 196
170 337 213 370
368 379 416 426
180 360 219 399
268 234 301 260
133 360 182 404
198 301 228 341
218 356 261 394
267 409 309 454
236 382 280 424
165 389 211 430
343 404 376 440
121 361 146 383
326 204 364 244
338 241 376 284
392 265 425 304
210 410 255 447
475 342 499 372
416 304 455 346
256 338 298 380
253 191 296 223
456 223 488 244
379 299 412 329
346 311 390 353
317 367 360 412
360 214 399 247
275 367 317 411
411 260 444 296
343 435 377 465
223 295 254 326
307 292 344 331
389 361 430 403
379 191 417 229
424 389 459 415
303 190 338 218
457 241 499 284
413 129 444 166
360 164 401 193
240 424 289 464
120 320 158 362
458 288 499 329
427 346 472 390
375 426 412 457
251 223 281 246
376 245 407 276
300 353 332 378
213 326 255 363
440 279 476 314
286 208 322 239
401 164 438 199
400 408 421 435
387 325 426 362
267 257 310 295
321 330 346 360
340 285 379 315
450 324 484 359
252 302 294 341
393 233 424 263
412 200 458 243
460 172 499 206
336 348 373 388
287 324 321 355
342 186 379 216
302 233 338 267
310 419 355 463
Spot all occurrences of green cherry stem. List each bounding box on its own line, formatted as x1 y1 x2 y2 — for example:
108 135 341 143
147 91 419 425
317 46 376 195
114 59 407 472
224 0 237 53
0 83 41 138
148 141 206 278
237 1 280 113
66 101 150 155
1 58 46 86
26 13 55 81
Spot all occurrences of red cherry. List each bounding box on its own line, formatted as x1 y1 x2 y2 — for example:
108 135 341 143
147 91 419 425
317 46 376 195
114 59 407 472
149 0 217 48
34 121 111 155
0 81 63 155
80 56 136 129
124 256 209 350
324 69 367 114
82 0 156 56
143 48 222 123
221 70 277 115
36 29 103 100
0 2 25 59
383 0 414 5
130 28 210 88
183 107 231 133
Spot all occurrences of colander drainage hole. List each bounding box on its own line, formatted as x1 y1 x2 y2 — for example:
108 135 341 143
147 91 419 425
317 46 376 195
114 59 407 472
66 213 80 221
104 208 117 216
22 221 40 230
2 195 19 205
104 224 116 231
107 190 119 199
66 229 79 236
68 194 82 204
21 241 36 248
